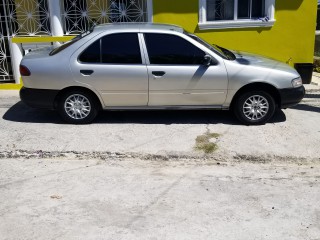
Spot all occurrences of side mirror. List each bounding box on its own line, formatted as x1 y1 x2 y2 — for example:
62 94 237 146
203 55 213 66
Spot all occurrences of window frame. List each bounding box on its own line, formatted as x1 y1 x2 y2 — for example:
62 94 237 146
198 0 276 30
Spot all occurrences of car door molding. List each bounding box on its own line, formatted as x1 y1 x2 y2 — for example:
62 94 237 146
138 33 150 65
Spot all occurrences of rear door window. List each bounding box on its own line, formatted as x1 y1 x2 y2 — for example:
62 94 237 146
101 33 142 64
78 33 142 64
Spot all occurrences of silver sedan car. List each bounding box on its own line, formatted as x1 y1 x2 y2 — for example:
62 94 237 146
20 23 305 125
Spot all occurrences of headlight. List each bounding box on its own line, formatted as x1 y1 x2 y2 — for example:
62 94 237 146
292 77 302 88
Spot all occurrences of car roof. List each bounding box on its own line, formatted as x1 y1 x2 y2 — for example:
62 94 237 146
93 23 184 33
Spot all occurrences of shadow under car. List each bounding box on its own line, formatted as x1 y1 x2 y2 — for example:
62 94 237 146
3 101 287 125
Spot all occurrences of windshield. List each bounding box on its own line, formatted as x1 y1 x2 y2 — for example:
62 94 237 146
184 31 236 60
49 30 93 56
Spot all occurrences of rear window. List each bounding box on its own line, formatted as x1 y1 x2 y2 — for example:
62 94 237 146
49 30 92 56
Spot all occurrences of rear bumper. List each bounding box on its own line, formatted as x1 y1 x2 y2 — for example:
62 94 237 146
279 86 305 108
20 87 59 109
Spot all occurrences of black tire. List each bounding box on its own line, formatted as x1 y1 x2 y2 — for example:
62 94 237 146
233 90 276 125
58 90 98 124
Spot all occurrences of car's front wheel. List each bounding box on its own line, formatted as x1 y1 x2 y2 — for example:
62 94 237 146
233 91 276 125
58 90 98 124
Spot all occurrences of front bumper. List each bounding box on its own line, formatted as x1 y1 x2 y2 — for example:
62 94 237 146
279 85 305 108
20 87 59 109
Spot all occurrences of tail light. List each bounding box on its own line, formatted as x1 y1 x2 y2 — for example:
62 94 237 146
20 65 31 76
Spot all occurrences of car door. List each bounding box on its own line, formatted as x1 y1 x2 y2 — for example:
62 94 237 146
70 33 148 107
143 33 228 106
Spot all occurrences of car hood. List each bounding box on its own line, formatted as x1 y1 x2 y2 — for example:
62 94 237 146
231 50 298 75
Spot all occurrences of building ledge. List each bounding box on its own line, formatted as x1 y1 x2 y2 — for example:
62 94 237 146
198 20 276 30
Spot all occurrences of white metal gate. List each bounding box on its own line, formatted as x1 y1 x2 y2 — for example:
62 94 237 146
0 0 14 82
62 0 149 35
0 0 51 82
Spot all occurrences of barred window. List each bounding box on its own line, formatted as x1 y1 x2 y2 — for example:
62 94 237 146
62 0 149 35
199 0 275 29
206 0 265 21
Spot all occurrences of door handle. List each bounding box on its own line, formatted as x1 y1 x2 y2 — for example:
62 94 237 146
80 70 94 76
152 71 166 78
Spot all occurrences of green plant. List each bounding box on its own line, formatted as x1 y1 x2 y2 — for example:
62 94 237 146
194 132 220 154
313 56 320 73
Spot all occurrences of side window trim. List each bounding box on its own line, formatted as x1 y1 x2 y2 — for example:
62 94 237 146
99 37 102 63
138 33 150 65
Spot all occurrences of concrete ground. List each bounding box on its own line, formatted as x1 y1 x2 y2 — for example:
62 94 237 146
0 83 320 239
1 157 320 240
312 71 320 86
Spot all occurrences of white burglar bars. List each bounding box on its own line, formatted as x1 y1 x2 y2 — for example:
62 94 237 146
0 0 14 82
62 0 148 35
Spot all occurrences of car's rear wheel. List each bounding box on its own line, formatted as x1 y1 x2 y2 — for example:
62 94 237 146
58 90 98 124
233 91 276 125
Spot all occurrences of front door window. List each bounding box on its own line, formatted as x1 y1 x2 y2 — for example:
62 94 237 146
144 33 206 65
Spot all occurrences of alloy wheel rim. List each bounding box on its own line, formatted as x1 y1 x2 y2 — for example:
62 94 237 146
243 95 269 121
64 94 91 120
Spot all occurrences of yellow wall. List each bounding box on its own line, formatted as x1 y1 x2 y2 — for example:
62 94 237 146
153 0 317 66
